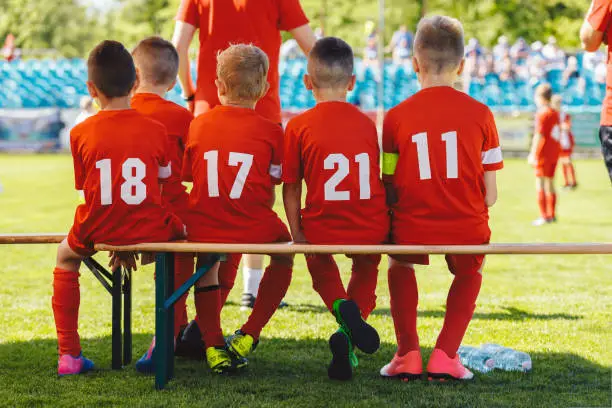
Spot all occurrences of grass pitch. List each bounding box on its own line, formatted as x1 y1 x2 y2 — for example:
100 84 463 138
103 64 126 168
0 154 610 407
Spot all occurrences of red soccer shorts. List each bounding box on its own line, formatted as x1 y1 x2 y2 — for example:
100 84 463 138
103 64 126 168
67 212 185 257
535 160 558 178
559 149 572 159
391 253 485 275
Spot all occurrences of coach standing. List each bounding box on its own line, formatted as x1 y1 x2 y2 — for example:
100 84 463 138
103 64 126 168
171 0 316 310
581 0 612 182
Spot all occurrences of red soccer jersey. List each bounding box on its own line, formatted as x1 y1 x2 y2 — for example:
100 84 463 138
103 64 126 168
283 102 389 244
176 0 309 122
383 86 504 245
131 93 193 213
69 110 183 251
588 0 612 125
535 106 561 162
182 105 286 243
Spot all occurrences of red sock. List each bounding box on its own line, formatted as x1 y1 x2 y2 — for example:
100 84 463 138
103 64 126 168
562 163 570 186
435 263 482 358
347 254 380 319
306 254 346 313
52 267 81 356
218 254 242 306
241 260 292 340
194 286 225 348
388 262 419 356
546 193 557 219
537 190 547 218
174 254 193 336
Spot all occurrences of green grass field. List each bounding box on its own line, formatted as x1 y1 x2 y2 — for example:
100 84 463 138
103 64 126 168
0 154 610 408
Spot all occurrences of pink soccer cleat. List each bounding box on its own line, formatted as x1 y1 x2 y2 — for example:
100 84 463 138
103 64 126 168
58 353 95 376
380 350 423 381
426 348 474 381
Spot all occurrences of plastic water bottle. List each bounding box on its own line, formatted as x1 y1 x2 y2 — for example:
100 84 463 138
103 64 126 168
457 345 495 373
482 344 532 372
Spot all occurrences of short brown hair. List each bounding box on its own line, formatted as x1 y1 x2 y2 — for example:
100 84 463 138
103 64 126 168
535 83 553 102
217 44 269 102
87 40 136 98
132 37 179 87
308 37 354 89
414 15 464 74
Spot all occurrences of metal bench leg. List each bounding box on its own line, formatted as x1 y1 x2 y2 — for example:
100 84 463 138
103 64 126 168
111 266 122 370
155 252 174 390
123 268 132 366
166 255 175 381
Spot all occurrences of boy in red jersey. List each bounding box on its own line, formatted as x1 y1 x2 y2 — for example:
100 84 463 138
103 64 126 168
283 37 387 381
130 37 202 372
53 41 184 376
182 44 292 374
551 95 578 189
381 16 503 381
528 84 561 225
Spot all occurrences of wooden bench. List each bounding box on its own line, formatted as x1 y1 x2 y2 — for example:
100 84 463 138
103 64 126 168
3 236 612 389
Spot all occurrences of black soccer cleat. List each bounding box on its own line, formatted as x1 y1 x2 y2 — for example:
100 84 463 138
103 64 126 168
176 320 206 361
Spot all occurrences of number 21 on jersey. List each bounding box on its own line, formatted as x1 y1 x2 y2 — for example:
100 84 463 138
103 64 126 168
324 153 371 201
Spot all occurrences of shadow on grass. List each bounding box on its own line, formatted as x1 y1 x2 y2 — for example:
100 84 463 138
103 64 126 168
287 303 582 321
0 335 608 408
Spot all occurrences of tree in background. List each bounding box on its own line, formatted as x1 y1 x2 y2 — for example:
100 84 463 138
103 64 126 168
0 0 593 58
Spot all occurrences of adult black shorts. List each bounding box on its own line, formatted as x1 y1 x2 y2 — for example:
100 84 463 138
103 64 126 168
599 126 612 183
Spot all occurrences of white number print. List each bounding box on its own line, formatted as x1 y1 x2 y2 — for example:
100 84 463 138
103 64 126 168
95 158 147 205
551 124 561 142
323 153 371 201
412 131 459 180
203 151 255 199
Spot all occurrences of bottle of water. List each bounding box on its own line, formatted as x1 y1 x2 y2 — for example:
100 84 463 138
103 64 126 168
457 345 495 373
481 344 532 372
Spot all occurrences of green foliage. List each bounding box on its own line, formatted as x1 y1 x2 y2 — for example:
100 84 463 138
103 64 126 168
0 0 595 58
0 155 611 407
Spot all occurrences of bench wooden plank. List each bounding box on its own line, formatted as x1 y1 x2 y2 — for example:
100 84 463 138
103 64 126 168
94 242 612 255
0 233 65 244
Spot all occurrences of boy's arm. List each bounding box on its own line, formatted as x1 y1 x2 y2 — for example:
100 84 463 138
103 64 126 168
289 24 316 55
527 132 542 165
581 0 608 51
282 182 306 243
484 171 498 207
70 129 85 191
172 21 197 108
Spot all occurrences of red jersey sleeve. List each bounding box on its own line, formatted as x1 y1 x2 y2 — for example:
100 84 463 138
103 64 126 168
182 142 194 183
481 108 504 171
277 0 309 31
588 0 611 32
269 126 284 185
534 111 546 137
176 0 200 27
157 128 173 183
282 120 302 184
70 127 85 190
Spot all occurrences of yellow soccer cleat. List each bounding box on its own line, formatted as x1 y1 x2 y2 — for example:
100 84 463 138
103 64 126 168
227 330 256 359
205 346 233 375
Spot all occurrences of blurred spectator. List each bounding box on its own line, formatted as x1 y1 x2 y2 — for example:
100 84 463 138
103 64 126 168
493 35 510 60
531 41 544 58
465 37 484 59
510 37 530 65
74 96 96 126
389 25 413 55
314 27 324 40
499 57 517 82
542 36 566 69
363 36 378 65
392 37 411 65
562 56 580 84
528 54 547 86
280 38 301 60
595 60 607 85
583 50 604 71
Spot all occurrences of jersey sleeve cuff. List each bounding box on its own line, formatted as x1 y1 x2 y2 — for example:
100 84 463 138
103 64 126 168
483 162 504 171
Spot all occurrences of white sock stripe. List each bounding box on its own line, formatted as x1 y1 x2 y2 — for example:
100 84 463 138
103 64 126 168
158 163 172 179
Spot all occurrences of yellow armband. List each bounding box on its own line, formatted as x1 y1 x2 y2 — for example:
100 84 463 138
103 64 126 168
382 152 399 176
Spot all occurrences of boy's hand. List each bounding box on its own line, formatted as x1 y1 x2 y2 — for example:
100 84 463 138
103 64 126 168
527 153 537 166
188 100 195 113
140 252 156 265
108 251 139 271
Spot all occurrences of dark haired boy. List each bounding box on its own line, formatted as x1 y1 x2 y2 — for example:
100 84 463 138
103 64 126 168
283 37 388 381
52 40 184 376
130 37 199 372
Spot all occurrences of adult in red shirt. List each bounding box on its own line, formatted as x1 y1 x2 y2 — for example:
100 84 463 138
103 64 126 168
172 0 316 122
172 0 316 310
581 0 612 182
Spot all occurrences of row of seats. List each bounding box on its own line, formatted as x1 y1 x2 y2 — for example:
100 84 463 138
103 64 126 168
0 58 606 111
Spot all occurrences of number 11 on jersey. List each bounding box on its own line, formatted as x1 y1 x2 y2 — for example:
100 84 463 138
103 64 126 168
412 131 458 180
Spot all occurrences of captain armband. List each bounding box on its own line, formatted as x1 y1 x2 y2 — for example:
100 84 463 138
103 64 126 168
382 152 399 176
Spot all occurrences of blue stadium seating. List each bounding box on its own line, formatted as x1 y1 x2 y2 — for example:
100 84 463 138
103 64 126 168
0 57 605 113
